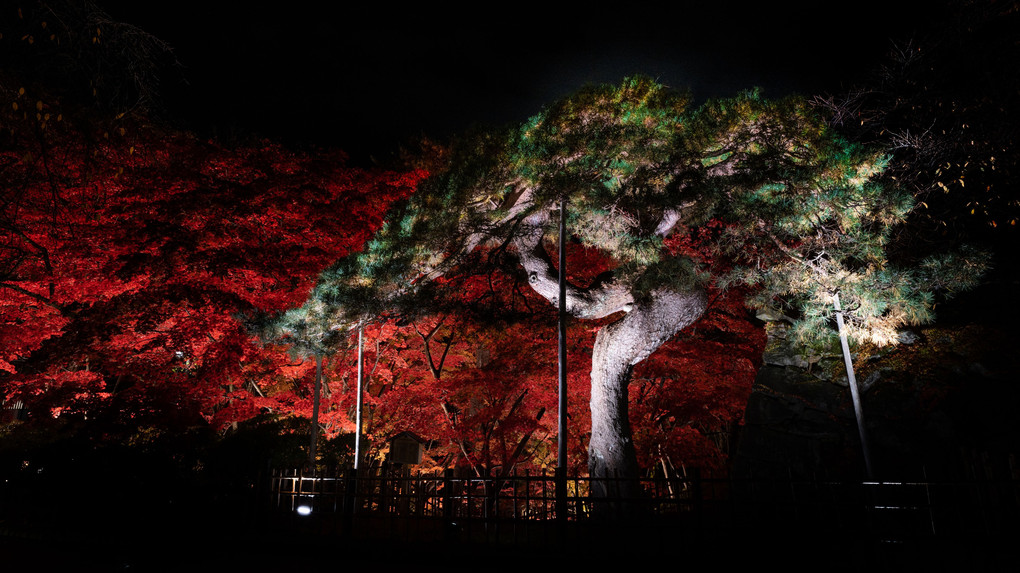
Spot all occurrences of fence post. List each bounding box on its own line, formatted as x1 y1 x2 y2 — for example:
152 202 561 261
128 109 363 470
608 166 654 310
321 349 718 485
343 464 356 535
442 468 457 541
380 462 391 515
555 466 567 523
442 468 453 520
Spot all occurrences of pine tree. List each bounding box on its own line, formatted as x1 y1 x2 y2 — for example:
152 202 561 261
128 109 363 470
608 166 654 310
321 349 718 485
265 77 986 501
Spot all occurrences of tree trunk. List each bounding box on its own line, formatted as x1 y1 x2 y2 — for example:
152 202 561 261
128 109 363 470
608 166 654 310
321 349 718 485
588 287 707 515
509 208 708 510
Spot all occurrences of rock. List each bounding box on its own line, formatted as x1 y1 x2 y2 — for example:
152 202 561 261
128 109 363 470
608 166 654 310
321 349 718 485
860 369 883 393
761 322 823 370
733 364 855 478
897 330 920 344
755 307 795 324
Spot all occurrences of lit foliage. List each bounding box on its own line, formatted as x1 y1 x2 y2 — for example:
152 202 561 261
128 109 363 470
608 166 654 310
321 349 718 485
2 55 764 474
298 247 764 474
0 74 422 430
264 77 984 481
631 287 767 471
4 0 992 479
279 78 984 350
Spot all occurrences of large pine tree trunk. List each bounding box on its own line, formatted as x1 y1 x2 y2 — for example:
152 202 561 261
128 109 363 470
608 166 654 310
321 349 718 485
588 288 707 514
509 209 708 510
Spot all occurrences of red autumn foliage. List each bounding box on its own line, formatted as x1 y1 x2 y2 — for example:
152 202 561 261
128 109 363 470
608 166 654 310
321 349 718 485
2 82 765 475
1 98 422 433
631 287 766 471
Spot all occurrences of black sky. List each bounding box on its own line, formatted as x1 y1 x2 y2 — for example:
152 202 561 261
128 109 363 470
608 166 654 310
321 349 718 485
98 1 939 164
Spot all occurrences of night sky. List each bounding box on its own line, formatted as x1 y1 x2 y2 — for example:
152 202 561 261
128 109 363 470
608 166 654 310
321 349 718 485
99 1 937 164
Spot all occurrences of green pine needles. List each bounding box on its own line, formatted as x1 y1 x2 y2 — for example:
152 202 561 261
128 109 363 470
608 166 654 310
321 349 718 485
259 76 987 355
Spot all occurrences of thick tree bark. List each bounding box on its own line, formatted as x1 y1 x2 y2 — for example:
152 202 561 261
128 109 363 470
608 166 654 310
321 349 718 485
588 287 707 512
510 207 708 512
512 209 634 319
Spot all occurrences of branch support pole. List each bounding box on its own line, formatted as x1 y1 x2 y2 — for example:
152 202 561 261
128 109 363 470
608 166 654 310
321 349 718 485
354 325 365 471
308 353 323 470
833 293 874 479
556 199 568 522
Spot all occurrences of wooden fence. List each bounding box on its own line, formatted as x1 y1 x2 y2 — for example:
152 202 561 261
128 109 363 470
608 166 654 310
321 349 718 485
265 466 1020 546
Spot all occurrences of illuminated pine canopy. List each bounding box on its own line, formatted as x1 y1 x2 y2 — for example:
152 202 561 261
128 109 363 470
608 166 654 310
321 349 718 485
262 76 985 488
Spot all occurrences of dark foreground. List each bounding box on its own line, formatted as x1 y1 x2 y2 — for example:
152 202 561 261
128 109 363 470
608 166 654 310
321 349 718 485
2 502 1017 573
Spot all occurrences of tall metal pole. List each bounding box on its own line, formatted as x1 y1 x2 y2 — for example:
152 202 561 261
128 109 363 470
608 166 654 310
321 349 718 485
558 200 568 469
308 353 322 469
344 326 366 523
354 325 365 471
556 199 568 521
833 293 874 479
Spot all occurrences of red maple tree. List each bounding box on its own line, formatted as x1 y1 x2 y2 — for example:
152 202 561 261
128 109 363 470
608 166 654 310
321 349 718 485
1 83 423 435
3 24 765 477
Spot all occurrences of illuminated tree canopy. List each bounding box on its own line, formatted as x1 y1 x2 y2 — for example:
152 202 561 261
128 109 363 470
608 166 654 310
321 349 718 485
263 77 986 490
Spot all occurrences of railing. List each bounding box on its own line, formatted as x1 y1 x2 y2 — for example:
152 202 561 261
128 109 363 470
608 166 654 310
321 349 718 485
266 466 1020 545
270 468 587 543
